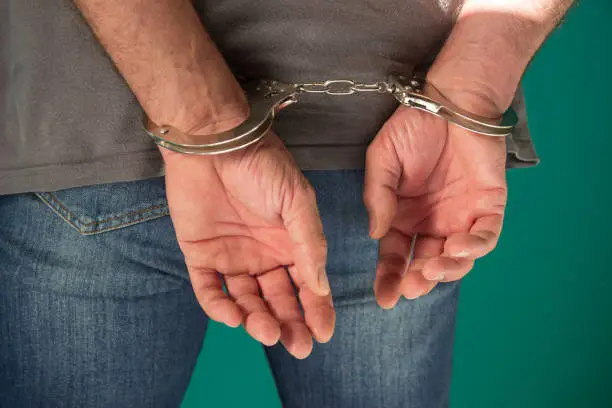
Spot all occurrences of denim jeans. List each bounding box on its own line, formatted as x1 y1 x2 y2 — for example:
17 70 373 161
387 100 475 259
0 171 459 408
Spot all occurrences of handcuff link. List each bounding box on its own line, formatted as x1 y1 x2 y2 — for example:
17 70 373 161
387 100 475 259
144 74 517 155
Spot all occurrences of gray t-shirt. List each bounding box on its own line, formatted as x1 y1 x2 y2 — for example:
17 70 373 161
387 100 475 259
0 0 538 195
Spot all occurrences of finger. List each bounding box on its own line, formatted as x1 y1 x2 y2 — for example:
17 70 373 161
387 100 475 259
401 263 439 300
374 228 413 309
225 274 281 346
400 236 445 300
364 135 401 239
287 265 335 344
257 268 313 359
188 267 243 328
257 267 312 358
444 214 504 259
376 232 446 307
422 256 475 282
283 178 330 297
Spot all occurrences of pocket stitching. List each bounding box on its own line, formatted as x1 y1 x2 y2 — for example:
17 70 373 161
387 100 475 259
78 213 170 235
35 192 170 235
35 192 83 233
46 192 168 227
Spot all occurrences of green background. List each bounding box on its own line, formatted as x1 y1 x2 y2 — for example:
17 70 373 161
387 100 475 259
182 2 612 407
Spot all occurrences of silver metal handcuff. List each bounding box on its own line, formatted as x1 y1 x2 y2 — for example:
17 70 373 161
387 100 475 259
144 73 516 155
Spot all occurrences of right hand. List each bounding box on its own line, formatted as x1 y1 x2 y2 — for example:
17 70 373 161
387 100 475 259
162 132 335 359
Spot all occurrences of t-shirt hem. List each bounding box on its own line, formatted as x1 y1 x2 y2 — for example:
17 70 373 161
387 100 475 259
0 142 539 195
0 150 165 195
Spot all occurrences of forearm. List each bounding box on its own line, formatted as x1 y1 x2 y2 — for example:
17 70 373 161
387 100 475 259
74 0 248 134
428 0 574 116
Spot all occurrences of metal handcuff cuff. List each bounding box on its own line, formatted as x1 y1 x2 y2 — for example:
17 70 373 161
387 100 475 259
144 73 516 155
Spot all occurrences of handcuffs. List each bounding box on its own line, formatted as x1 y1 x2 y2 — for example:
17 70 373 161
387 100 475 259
144 73 516 155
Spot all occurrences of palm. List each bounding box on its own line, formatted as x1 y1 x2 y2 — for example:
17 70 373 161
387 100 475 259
163 133 334 358
395 111 506 236
365 106 507 307
168 145 296 276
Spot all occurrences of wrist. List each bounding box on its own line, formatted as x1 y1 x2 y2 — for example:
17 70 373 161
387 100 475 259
426 71 508 119
75 0 249 137
427 41 531 118
146 75 250 136
427 6 559 117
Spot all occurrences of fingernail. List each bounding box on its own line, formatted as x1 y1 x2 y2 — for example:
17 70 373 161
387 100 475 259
453 250 470 258
227 320 241 328
404 288 427 300
318 268 331 295
425 272 445 281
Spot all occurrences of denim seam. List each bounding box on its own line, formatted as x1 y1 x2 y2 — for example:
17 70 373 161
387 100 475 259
47 192 168 226
35 192 85 234
35 192 170 235
78 215 170 235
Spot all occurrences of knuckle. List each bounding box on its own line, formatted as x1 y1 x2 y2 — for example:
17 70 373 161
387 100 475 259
362 189 372 208
311 234 328 257
234 294 265 311
300 182 317 204
365 138 385 162
487 240 500 254
378 253 406 270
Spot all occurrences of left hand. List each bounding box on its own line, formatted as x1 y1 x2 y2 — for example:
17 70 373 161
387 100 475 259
363 88 508 308
163 132 334 358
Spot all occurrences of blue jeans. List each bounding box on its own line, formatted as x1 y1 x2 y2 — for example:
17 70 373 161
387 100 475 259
0 171 459 408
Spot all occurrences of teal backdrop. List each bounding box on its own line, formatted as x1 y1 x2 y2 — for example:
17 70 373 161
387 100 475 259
182 2 611 407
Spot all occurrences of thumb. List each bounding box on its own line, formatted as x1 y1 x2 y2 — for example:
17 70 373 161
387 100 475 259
364 132 401 240
283 174 330 297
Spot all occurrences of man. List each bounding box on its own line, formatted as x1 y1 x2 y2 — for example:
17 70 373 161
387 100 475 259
0 0 572 407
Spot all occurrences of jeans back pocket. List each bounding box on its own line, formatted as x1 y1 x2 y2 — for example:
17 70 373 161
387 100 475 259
35 177 169 235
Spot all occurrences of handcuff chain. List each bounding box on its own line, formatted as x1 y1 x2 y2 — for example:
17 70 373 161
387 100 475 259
296 79 394 96
145 73 515 156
